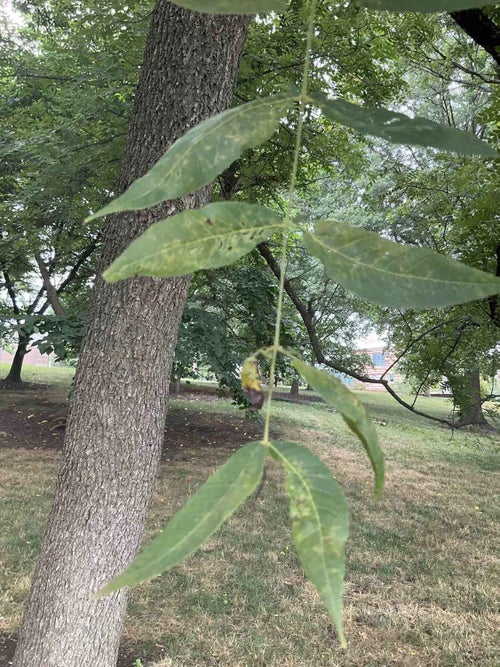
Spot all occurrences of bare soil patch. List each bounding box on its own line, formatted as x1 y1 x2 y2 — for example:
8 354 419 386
0 379 51 392
0 394 263 459
0 408 65 450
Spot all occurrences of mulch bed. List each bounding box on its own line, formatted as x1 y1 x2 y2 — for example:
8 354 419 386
0 395 263 458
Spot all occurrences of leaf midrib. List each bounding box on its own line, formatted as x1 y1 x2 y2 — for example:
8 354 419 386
309 230 495 288
114 221 283 270
270 443 337 603
111 446 262 582
143 95 290 197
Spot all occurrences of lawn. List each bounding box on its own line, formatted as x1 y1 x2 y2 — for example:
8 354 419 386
0 366 498 666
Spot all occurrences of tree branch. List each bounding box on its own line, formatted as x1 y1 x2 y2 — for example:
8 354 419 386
379 316 461 380
258 241 456 428
2 272 20 315
35 254 66 316
450 9 500 66
56 238 99 295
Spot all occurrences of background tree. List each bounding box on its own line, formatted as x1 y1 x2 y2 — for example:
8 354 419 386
0 0 150 383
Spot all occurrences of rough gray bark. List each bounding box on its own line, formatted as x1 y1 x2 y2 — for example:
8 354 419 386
454 368 490 428
13 4 249 666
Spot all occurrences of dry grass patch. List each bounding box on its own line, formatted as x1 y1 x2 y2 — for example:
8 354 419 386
0 385 498 665
121 410 497 665
0 449 59 631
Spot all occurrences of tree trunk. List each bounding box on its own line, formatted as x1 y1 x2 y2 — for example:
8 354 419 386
454 368 489 428
290 378 299 396
169 375 182 396
3 333 29 384
13 4 249 667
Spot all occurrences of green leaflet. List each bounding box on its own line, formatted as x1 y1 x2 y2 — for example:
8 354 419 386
357 1 490 12
270 441 349 647
290 357 384 498
86 94 296 221
310 92 497 157
98 442 266 596
170 0 288 14
103 202 283 282
304 221 500 309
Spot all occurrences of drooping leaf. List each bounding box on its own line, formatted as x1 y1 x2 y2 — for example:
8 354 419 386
98 442 266 596
304 221 500 309
357 1 490 12
241 356 265 409
171 0 288 14
103 202 283 282
290 357 384 498
86 94 296 221
270 441 349 647
310 92 497 156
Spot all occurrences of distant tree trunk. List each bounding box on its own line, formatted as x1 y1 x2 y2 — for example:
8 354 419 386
3 333 29 384
13 4 249 667
452 368 489 428
170 375 182 396
290 379 299 396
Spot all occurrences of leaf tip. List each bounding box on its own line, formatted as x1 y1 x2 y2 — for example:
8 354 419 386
102 266 121 284
94 582 116 599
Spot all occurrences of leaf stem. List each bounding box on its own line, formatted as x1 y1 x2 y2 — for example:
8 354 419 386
262 0 318 444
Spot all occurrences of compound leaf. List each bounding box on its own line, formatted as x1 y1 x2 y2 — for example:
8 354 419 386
291 357 384 498
98 442 266 596
270 440 349 647
305 221 500 309
103 202 283 282
310 92 497 156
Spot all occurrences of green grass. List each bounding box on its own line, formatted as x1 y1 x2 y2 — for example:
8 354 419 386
0 369 498 665
0 362 75 389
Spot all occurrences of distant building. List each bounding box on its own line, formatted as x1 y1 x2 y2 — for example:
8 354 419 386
0 346 53 367
349 346 404 391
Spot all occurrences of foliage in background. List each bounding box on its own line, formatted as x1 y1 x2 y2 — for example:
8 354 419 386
88 0 499 646
0 0 151 375
1 0 499 647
